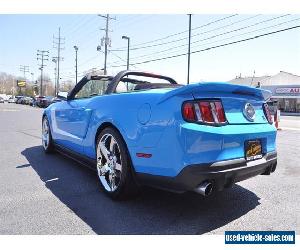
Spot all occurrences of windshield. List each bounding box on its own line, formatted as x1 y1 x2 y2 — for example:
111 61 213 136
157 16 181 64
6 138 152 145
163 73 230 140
75 79 111 99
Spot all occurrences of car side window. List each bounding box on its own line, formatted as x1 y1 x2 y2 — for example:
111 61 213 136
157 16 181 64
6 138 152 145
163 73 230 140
75 79 110 99
115 81 136 93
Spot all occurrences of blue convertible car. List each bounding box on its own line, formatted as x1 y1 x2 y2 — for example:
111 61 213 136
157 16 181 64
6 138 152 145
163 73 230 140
42 70 277 199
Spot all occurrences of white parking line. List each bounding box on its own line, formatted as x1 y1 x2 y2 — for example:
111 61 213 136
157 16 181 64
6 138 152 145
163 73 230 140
0 109 19 112
278 127 300 131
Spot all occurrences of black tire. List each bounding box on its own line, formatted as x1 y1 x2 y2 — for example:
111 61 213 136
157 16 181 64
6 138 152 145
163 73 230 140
42 116 55 153
96 127 139 200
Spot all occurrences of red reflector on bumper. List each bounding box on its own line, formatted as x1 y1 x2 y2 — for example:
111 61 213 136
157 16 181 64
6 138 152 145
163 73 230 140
136 153 152 158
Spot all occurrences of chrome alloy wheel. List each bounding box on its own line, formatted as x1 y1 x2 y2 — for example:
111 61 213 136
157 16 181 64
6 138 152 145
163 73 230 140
97 133 122 192
42 118 50 150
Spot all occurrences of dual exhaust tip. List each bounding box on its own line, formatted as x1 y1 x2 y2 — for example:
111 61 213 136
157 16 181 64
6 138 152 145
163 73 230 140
194 181 213 196
195 162 277 196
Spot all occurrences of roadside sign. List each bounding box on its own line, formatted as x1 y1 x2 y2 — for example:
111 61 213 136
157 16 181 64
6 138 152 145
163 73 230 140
17 80 26 87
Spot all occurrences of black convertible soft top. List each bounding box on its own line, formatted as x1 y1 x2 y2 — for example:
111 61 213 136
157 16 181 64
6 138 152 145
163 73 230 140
106 70 178 93
67 70 179 99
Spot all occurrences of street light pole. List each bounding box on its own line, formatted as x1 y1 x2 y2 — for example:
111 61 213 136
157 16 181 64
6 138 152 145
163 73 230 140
12 77 15 97
74 46 78 84
39 67 43 96
30 72 34 95
31 72 34 84
122 36 130 70
187 14 192 85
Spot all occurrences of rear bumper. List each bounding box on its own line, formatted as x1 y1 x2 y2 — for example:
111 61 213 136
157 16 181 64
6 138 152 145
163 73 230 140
136 151 277 193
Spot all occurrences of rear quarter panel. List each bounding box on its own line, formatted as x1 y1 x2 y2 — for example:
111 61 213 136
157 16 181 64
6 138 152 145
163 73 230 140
82 89 189 160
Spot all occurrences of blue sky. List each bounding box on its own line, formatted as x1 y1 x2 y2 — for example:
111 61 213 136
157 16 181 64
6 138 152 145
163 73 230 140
0 14 300 84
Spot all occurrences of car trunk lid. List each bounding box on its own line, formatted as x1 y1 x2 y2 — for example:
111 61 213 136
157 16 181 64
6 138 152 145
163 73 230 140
159 82 271 124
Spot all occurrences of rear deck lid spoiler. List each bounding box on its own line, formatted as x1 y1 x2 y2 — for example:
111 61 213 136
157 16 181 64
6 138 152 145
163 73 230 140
158 82 272 103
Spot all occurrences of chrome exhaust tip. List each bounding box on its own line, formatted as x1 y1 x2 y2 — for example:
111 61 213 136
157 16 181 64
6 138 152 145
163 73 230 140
194 181 213 196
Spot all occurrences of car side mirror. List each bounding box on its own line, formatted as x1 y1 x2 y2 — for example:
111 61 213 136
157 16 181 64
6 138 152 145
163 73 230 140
57 92 68 101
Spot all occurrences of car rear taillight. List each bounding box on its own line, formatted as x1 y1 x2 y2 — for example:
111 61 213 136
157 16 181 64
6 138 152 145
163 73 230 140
199 101 214 123
182 100 227 125
263 103 273 124
182 102 196 121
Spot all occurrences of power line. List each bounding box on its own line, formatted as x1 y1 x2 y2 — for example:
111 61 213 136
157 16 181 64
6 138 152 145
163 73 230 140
62 15 253 74
109 50 139 69
185 16 300 56
62 15 90 32
63 15 98 36
114 15 154 31
60 54 100 75
109 25 300 68
112 15 294 64
62 15 153 61
110 15 260 63
115 14 289 52
112 14 239 51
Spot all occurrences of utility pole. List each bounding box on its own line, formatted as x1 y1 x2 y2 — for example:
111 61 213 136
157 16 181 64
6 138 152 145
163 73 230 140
187 14 192 85
53 27 65 96
19 65 29 79
37 50 49 96
122 36 130 70
98 14 115 75
52 57 58 95
74 46 78 84
19 65 29 95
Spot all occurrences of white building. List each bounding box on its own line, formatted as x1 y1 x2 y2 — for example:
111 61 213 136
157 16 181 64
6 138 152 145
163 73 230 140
229 71 300 113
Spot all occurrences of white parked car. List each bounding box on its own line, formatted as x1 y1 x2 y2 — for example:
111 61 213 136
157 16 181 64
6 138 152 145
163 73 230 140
8 97 17 103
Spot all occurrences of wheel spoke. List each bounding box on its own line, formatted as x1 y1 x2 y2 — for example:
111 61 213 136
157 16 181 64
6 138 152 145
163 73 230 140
98 163 109 176
115 163 122 171
99 142 109 161
109 137 116 152
109 174 115 191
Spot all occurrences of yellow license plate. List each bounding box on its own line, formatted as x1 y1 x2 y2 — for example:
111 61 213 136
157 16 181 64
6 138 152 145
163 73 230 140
245 140 262 161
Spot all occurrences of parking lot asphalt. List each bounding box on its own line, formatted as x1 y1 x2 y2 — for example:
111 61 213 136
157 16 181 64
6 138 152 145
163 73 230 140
0 103 299 235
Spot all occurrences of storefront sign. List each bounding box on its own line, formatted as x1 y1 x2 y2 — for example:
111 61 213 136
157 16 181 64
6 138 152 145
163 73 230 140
275 87 300 94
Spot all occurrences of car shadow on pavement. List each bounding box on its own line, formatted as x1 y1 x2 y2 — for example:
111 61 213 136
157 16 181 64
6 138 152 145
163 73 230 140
21 146 261 235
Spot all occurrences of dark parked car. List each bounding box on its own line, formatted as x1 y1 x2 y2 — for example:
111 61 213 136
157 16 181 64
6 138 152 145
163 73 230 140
20 96 35 106
41 96 54 108
0 97 4 103
46 96 54 106
24 97 31 105
28 97 36 106
35 96 46 107
22 97 31 105
16 96 25 104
